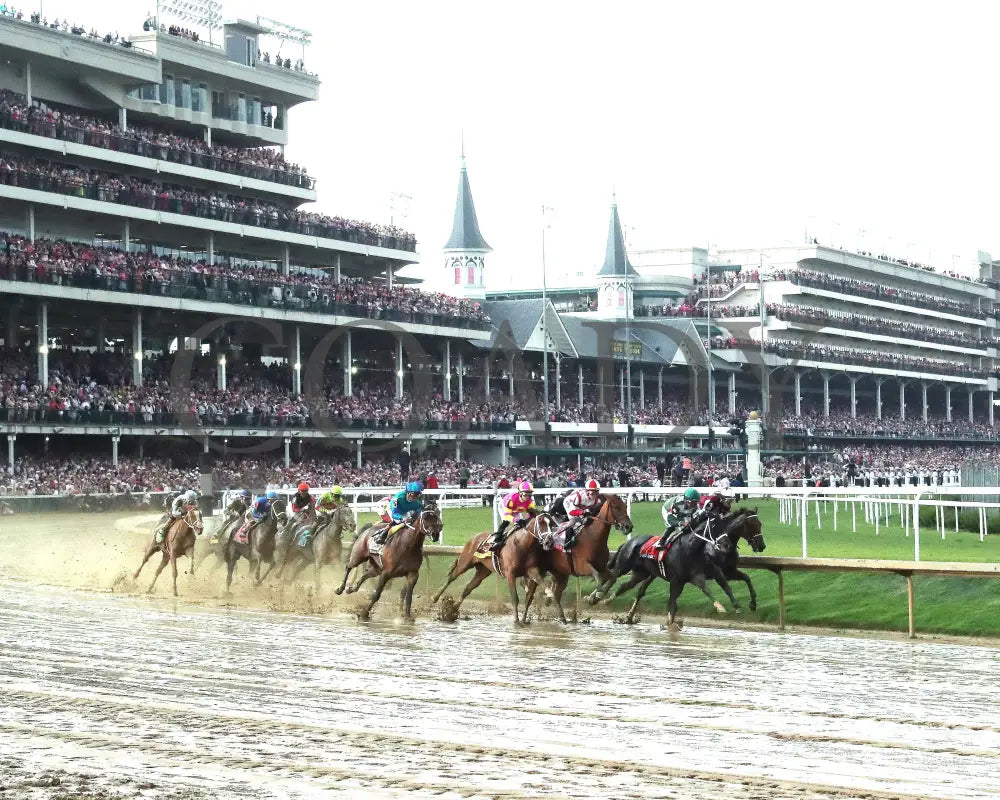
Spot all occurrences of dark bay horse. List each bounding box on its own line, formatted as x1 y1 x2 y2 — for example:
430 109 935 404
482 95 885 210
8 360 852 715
334 503 443 619
531 493 634 623
275 505 357 587
133 505 203 596
430 513 555 624
224 508 280 592
593 512 740 626
706 508 766 612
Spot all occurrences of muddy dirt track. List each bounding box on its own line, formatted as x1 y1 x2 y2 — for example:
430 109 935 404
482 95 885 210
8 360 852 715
1 512 999 799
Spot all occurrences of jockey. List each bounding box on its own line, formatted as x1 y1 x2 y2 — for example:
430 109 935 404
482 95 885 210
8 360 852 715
314 486 347 536
698 487 732 518
655 487 701 550
487 480 537 553
245 490 278 525
557 479 603 549
372 481 423 546
154 489 197 544
289 481 314 515
224 489 253 519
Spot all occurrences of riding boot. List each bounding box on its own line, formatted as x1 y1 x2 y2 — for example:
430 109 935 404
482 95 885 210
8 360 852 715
490 532 505 553
654 529 670 550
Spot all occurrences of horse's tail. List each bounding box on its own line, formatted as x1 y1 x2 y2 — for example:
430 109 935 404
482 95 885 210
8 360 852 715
608 545 621 572
612 535 644 577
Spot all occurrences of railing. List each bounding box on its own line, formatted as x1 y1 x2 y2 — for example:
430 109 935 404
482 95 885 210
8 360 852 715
0 111 314 188
0 264 491 330
780 428 1000 443
789 271 980 317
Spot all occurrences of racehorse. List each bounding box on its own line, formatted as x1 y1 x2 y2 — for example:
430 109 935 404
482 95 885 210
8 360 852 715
224 506 280 592
592 511 738 627
275 505 357 587
132 505 203 596
705 508 766 612
334 502 443 620
430 513 556 625
529 493 634 623
203 511 242 570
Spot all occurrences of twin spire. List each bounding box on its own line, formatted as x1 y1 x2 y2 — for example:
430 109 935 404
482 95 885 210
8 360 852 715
597 196 638 277
444 153 491 252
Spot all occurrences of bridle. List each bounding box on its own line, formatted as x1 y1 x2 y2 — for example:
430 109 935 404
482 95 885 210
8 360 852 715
183 505 204 535
417 507 442 540
593 495 634 534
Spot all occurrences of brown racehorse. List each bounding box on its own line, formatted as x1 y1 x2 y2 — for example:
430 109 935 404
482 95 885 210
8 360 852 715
334 503 443 619
133 505 204 596
532 493 634 623
431 513 556 625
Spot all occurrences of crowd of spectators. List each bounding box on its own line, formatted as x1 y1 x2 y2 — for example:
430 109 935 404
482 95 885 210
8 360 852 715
0 233 487 325
717 338 990 378
0 90 313 187
0 152 415 251
780 410 999 441
4 10 138 49
777 269 980 316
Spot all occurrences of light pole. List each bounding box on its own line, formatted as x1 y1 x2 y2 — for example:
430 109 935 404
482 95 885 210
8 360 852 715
541 206 554 421
706 256 714 455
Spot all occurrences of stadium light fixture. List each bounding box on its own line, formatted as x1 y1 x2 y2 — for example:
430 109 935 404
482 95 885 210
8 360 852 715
156 0 224 44
256 15 312 61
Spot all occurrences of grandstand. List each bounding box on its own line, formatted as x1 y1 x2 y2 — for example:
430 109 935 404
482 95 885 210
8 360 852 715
2 11 999 499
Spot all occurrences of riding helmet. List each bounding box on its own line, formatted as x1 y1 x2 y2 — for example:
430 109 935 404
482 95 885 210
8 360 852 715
406 481 423 494
184 490 197 503
239 489 251 499
266 490 279 501
298 482 309 493
332 485 344 496
684 487 700 502
518 480 533 493
585 479 600 492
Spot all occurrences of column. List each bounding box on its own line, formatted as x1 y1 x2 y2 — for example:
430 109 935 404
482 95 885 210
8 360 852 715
990 390 995 427
131 308 143 386
204 126 212 147
760 368 770 418
281 244 290 277
639 368 645 408
457 350 464 403
37 302 48 386
484 354 491 395
578 362 584 407
822 372 830 418
659 366 664 411
283 438 291 469
7 435 14 468
387 265 394 290
122 218 130 252
355 439 362 468
745 415 763 487
968 388 975 423
945 385 952 422
443 340 452 400
508 353 514 397
794 370 802 416
555 352 562 409
292 326 302 395
728 372 736 415
111 436 120 466
395 338 404 399
24 60 31 104
26 204 35 242
707 370 715 415
118 107 127 130
203 437 209 454
217 353 227 390
97 318 106 353
343 330 353 396
6 307 18 348
619 366 625 406
138 439 144 459
899 381 907 420
455 439 462 461
876 378 884 420
207 231 215 265
849 376 858 419
334 253 342 284
921 382 929 422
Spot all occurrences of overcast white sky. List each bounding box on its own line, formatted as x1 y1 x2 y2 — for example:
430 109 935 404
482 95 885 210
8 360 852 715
29 0 1000 286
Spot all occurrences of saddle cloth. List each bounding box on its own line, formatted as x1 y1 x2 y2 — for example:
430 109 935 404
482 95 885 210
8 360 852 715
234 521 253 545
639 535 668 561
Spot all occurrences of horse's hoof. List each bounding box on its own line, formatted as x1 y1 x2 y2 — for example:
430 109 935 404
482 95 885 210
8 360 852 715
713 602 727 614
132 572 139 580
357 610 370 621
334 587 344 596
734 606 744 614
749 602 757 612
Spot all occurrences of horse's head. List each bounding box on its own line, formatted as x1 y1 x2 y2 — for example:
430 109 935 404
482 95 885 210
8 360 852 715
418 503 443 542
598 493 634 535
335 505 357 535
184 505 204 535
737 508 766 553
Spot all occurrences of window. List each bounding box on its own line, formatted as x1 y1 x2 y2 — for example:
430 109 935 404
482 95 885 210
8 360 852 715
139 84 158 102
617 288 625 307
468 265 475 285
250 98 261 126
161 75 174 105
181 79 192 109
191 83 206 113
454 267 461 285
237 93 247 122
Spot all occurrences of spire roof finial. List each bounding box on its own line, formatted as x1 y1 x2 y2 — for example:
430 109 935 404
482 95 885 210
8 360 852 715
597 195 638 277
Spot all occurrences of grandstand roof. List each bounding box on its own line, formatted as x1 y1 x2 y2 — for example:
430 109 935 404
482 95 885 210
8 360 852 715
444 155 491 252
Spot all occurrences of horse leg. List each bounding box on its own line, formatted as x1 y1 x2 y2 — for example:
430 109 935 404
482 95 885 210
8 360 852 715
147 552 170 594
606 570 645 603
585 564 616 605
335 546 366 595
711 564 741 612
506 573 521 625
521 566 545 623
731 568 758 612
666 578 685 628
133 541 158 579
431 556 470 604
170 552 180 597
256 557 277 586
551 575 570 623
624 576 655 624
401 571 419 618
347 563 380 594
225 551 238 594
454 565 490 610
361 573 390 619
691 573 727 614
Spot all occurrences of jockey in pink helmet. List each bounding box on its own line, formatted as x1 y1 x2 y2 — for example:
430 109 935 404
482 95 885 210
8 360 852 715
486 480 538 553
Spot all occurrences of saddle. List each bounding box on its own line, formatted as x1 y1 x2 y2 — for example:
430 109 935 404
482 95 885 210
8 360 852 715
639 535 669 561
233 520 255 545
